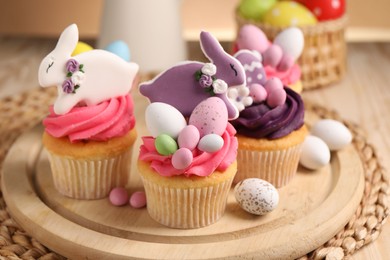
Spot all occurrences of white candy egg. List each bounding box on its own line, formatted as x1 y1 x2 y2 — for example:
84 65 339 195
274 27 304 61
300 135 331 170
311 119 352 151
197 134 224 153
145 102 186 139
234 178 279 215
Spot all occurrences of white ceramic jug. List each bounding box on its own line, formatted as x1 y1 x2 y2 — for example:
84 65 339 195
98 0 186 72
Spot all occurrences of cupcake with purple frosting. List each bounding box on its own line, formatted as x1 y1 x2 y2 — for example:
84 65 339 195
230 50 308 187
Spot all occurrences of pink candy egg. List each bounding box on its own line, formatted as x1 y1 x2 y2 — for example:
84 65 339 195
109 187 129 206
267 88 287 108
129 191 147 208
277 53 295 72
178 125 200 150
262 44 283 68
249 83 268 103
264 77 284 93
236 24 271 54
189 97 228 137
172 148 194 169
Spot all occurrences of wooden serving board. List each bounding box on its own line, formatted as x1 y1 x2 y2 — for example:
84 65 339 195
2 111 365 260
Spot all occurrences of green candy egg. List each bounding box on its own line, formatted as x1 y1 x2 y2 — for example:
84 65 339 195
155 134 178 156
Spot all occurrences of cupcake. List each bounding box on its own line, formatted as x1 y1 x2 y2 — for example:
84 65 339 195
38 24 139 199
234 24 304 93
138 31 245 229
229 49 307 187
235 0 347 89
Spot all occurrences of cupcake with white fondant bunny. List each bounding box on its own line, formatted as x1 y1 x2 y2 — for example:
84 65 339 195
138 31 244 229
39 24 139 200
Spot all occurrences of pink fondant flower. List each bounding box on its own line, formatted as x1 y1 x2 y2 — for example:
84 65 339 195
62 79 74 93
199 74 213 88
66 59 79 73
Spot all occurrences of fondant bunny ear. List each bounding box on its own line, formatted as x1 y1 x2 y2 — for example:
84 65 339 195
54 24 79 56
200 31 224 61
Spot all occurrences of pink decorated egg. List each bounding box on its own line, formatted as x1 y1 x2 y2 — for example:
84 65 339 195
294 0 345 21
178 125 200 150
172 148 193 169
189 97 228 137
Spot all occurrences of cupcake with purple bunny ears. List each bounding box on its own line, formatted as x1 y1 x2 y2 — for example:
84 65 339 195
138 31 245 229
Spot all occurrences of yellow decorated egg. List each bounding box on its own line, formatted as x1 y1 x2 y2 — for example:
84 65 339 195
71 41 93 56
263 1 318 27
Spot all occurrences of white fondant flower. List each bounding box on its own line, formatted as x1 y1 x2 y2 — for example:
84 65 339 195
228 86 253 112
71 71 85 85
201 63 217 76
212 79 228 94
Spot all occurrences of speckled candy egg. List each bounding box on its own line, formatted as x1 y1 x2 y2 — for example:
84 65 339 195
145 102 187 139
310 119 352 151
189 97 228 137
234 178 279 215
263 1 318 26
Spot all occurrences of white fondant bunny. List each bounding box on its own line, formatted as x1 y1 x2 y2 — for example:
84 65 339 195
38 24 139 115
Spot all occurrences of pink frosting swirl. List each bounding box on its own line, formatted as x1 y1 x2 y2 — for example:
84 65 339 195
139 123 238 177
43 95 135 143
265 64 301 86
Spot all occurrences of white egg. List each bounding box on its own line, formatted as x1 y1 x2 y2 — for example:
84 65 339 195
311 119 352 151
197 134 224 153
274 27 304 61
300 135 331 170
145 102 187 139
234 178 279 215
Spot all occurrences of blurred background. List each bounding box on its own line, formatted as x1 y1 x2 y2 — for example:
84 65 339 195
0 0 389 41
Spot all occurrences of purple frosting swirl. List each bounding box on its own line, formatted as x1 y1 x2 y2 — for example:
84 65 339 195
231 87 304 139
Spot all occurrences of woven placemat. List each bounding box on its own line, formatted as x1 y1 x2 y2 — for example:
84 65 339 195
0 85 389 260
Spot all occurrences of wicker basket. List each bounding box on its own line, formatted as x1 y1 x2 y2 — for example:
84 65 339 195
236 11 348 90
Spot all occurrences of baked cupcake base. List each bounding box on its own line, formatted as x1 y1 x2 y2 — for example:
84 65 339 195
138 160 237 229
235 125 308 187
42 128 137 200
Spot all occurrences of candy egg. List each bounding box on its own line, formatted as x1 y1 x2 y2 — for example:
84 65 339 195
145 102 187 139
189 97 228 137
274 27 304 61
178 125 200 150
263 1 318 26
172 148 193 169
129 191 147 208
249 84 268 103
197 134 224 153
311 119 352 151
109 187 129 206
105 40 131 62
155 134 178 156
72 41 93 56
300 135 331 170
295 0 346 21
236 24 271 54
234 178 279 215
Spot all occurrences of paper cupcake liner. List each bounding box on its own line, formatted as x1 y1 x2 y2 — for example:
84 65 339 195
46 148 133 199
235 144 302 188
141 175 234 229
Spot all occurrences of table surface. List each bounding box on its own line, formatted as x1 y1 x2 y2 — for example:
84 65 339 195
0 37 389 259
